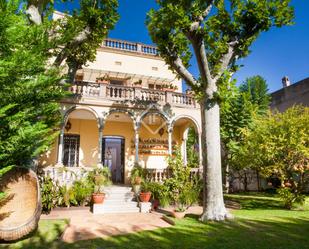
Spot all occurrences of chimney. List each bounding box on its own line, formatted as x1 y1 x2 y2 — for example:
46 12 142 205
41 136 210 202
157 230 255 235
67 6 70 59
282 76 291 88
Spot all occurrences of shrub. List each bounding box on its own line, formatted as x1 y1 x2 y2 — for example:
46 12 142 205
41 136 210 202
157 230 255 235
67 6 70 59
88 167 111 194
71 180 93 206
130 163 148 185
40 176 58 214
277 187 305 210
163 147 201 210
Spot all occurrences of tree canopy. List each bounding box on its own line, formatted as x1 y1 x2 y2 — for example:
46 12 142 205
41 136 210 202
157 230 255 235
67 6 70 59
147 0 293 221
0 0 119 169
147 0 293 93
235 106 309 208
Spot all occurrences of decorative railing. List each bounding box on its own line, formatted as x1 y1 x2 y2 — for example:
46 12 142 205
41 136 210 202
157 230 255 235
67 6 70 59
41 166 92 186
146 168 202 183
41 166 202 185
106 85 135 100
69 82 197 108
102 39 159 56
140 89 166 102
172 92 195 106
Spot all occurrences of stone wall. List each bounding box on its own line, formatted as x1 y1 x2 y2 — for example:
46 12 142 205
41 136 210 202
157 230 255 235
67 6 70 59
270 78 309 112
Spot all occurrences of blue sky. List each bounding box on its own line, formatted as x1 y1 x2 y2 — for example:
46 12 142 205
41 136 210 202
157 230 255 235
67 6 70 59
108 0 309 93
57 0 309 93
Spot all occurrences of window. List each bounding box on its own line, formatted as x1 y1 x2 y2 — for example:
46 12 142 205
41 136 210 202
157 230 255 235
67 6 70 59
63 134 80 167
115 61 122 66
152 66 158 71
148 84 154 89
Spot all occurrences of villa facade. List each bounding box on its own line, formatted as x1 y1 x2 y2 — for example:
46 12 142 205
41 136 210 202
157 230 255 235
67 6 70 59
40 38 202 185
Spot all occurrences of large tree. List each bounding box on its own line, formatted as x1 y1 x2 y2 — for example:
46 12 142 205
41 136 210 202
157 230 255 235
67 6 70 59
147 0 293 221
0 0 118 170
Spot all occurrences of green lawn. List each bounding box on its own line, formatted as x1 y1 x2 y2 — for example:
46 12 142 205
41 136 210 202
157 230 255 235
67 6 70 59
3 193 309 249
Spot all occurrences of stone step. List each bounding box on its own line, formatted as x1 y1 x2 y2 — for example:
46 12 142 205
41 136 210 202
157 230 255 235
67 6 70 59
103 200 138 206
105 192 134 200
93 202 140 214
104 186 132 192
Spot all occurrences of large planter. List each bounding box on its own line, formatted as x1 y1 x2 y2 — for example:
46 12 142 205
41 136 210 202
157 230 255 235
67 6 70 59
92 193 105 204
0 167 42 241
171 210 186 219
139 192 151 202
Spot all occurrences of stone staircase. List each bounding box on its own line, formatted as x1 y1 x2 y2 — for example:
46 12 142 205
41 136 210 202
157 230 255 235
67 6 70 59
92 185 140 214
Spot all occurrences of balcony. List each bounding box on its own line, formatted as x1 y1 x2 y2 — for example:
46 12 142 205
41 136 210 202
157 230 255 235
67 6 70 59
69 82 198 108
101 38 159 56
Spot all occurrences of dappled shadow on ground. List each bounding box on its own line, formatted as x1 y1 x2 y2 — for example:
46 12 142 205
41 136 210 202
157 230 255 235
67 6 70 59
224 193 283 210
3 213 309 249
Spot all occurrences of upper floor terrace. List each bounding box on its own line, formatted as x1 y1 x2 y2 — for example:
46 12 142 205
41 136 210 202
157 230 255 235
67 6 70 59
66 38 198 109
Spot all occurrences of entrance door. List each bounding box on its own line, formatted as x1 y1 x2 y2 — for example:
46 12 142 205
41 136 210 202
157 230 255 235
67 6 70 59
63 134 80 167
102 137 125 184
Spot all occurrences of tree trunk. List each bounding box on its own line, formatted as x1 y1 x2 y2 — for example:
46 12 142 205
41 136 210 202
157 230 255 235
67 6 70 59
200 97 230 222
225 163 230 194
256 170 260 191
244 171 248 192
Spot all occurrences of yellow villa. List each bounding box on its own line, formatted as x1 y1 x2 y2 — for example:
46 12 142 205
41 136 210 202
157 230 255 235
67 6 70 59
40 38 202 185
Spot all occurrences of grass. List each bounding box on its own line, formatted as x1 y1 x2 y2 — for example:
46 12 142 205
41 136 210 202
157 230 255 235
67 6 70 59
2 193 309 249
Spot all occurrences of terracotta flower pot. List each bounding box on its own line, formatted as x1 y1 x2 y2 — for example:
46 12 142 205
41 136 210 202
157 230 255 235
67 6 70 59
92 193 105 204
171 210 186 219
163 88 175 92
152 199 160 210
139 192 151 202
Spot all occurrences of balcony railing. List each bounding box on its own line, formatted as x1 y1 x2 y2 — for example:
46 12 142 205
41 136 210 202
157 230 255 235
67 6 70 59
69 82 197 108
102 39 159 56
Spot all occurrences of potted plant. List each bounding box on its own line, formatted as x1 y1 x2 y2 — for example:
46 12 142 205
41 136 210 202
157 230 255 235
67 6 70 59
139 181 152 202
96 75 109 84
162 84 178 92
130 163 146 195
131 175 142 194
90 167 111 204
133 79 142 87
147 182 164 210
169 189 185 218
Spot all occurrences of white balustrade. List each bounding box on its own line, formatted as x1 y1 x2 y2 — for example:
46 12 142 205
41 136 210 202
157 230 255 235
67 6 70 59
172 92 196 107
146 168 201 183
42 166 92 186
140 89 165 102
102 39 158 56
70 83 100 97
106 85 135 100
69 82 197 107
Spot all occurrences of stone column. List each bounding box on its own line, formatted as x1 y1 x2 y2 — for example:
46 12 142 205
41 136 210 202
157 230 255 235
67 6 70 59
182 128 189 165
183 138 188 165
97 118 104 167
56 125 65 166
134 122 140 163
168 126 173 155
198 132 203 168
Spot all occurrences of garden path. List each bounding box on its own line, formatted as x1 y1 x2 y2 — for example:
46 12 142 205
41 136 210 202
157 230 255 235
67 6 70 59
41 207 171 243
